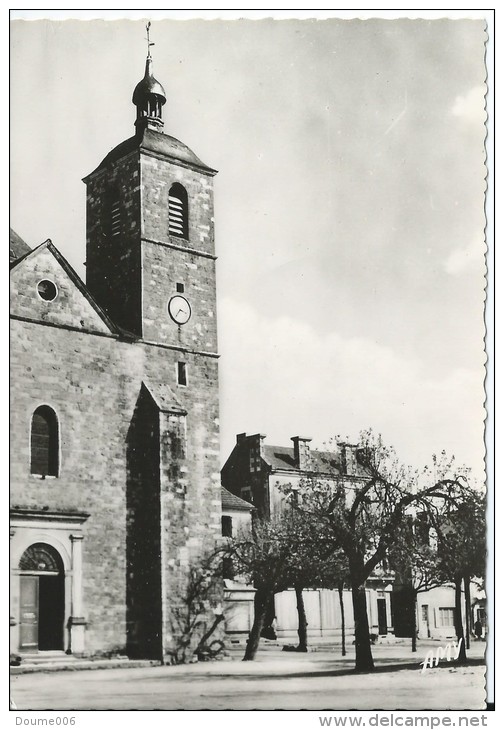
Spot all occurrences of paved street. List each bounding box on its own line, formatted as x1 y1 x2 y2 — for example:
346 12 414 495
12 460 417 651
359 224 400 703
11 644 487 711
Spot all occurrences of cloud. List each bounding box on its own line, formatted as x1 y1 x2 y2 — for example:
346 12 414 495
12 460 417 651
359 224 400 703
218 298 485 482
444 236 485 276
451 85 487 127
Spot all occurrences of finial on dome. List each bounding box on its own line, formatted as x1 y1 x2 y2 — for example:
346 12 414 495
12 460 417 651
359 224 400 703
132 22 166 134
146 21 154 59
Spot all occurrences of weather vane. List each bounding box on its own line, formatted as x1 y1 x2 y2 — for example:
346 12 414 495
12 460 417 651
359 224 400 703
146 21 155 57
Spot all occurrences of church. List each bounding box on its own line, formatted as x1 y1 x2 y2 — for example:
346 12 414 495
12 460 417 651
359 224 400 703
10 43 223 660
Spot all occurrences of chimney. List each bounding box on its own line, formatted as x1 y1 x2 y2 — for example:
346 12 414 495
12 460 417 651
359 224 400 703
291 436 312 470
249 433 266 473
236 433 248 444
251 433 266 456
339 443 358 476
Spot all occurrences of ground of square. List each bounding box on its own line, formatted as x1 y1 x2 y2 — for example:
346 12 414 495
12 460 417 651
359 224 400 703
10 645 486 711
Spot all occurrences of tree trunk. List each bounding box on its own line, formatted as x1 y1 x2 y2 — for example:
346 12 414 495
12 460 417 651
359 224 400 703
454 577 467 663
411 587 417 653
351 583 374 671
243 588 271 661
295 585 308 652
464 575 471 650
338 581 346 657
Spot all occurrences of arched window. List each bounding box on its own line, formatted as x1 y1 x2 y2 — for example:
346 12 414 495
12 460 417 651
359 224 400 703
19 543 63 573
168 183 188 239
30 406 59 477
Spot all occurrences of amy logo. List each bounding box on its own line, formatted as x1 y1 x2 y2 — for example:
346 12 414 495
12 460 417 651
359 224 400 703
420 638 463 673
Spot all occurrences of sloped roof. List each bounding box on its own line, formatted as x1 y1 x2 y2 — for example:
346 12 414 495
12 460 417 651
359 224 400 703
221 486 253 512
84 127 216 180
9 228 31 263
262 445 343 474
142 381 186 415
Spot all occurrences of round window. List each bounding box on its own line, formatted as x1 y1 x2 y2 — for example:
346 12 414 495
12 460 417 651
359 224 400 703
37 280 58 302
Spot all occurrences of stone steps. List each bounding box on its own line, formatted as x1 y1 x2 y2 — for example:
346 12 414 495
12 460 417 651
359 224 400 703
15 652 79 665
10 656 160 675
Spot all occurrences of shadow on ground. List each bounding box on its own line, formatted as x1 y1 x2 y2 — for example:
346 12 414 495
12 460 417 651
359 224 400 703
154 657 486 683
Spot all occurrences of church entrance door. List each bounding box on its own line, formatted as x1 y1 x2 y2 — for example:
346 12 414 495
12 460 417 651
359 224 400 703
19 576 38 650
19 543 65 652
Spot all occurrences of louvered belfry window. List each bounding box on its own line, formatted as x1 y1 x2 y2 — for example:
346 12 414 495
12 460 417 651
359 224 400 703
110 196 121 237
168 183 188 238
30 405 59 476
105 188 121 238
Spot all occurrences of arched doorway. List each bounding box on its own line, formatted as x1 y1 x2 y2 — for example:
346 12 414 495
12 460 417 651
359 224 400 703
19 543 65 651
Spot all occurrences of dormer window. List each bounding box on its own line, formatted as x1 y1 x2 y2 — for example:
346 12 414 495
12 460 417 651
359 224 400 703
168 183 188 239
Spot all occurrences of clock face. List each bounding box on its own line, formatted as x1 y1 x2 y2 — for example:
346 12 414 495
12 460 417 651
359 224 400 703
168 295 192 325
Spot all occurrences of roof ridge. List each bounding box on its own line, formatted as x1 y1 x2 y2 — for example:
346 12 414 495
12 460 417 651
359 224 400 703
264 443 330 455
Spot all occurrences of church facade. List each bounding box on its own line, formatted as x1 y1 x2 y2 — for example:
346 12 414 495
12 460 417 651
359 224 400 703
10 49 222 660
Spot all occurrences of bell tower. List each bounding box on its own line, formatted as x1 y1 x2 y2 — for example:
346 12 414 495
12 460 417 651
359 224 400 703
82 27 222 660
83 28 218 353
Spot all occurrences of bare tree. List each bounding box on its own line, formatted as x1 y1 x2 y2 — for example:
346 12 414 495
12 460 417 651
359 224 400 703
432 488 486 663
165 551 225 665
280 430 473 672
388 515 445 652
304 548 350 657
228 508 350 657
227 512 313 661
284 517 350 653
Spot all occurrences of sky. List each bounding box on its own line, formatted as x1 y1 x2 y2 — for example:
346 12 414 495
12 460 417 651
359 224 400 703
10 11 489 482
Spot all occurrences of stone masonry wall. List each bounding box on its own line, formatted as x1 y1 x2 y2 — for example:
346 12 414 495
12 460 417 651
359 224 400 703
85 152 143 335
10 246 110 335
141 153 215 256
140 153 218 352
141 242 218 353
10 316 221 656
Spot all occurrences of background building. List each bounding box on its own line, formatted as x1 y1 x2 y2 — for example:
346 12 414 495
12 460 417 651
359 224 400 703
221 432 475 642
